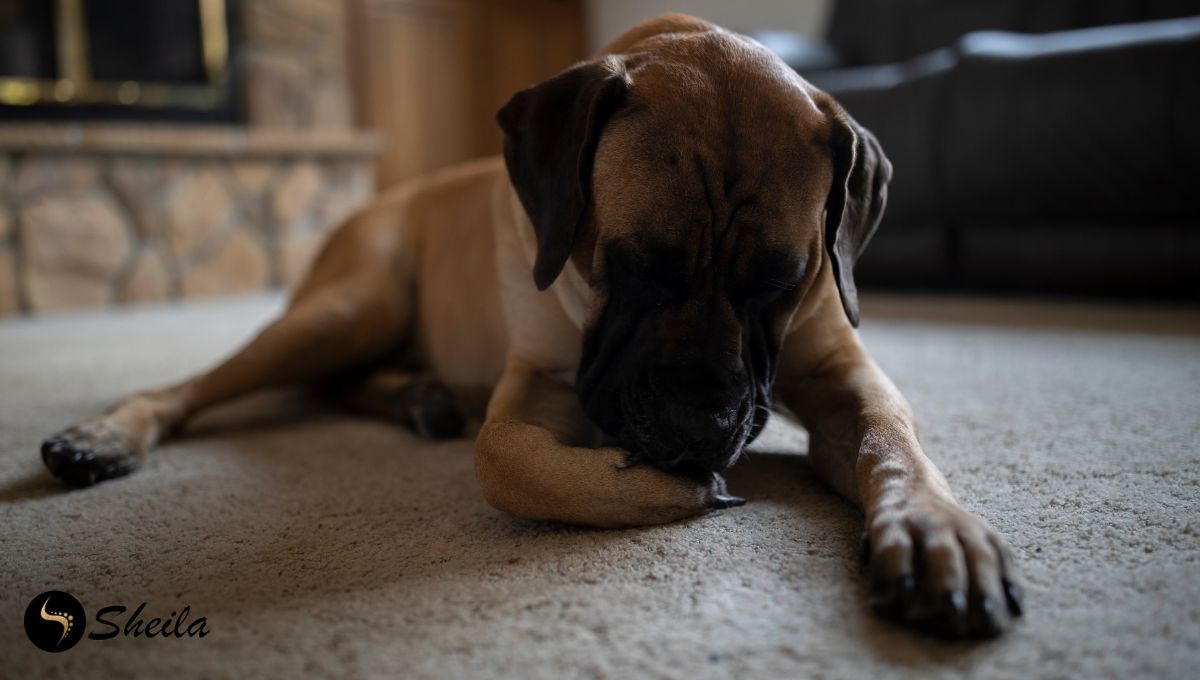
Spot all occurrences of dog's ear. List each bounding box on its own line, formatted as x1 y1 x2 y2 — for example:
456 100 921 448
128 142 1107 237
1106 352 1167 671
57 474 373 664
824 107 892 327
497 56 631 291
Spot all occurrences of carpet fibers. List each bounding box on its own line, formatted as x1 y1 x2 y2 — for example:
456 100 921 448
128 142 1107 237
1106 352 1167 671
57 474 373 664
1 295 1198 679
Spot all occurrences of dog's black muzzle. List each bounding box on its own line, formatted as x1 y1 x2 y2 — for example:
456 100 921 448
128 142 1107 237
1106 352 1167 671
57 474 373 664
584 353 765 473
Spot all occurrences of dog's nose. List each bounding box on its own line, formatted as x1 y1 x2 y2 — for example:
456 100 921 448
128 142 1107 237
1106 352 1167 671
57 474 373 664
663 400 740 442
666 401 744 466
613 356 751 471
627 398 744 473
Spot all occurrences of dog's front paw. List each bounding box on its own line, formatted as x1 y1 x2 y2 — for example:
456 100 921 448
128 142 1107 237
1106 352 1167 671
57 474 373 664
862 494 1023 639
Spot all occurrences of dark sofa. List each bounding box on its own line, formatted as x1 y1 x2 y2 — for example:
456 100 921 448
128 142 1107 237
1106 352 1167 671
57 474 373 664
753 0 1200 300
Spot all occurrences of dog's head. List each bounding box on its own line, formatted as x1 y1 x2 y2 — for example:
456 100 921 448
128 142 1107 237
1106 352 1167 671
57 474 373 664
497 15 891 473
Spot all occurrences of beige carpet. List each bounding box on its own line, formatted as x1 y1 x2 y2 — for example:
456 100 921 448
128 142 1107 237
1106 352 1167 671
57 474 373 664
2 294 1198 679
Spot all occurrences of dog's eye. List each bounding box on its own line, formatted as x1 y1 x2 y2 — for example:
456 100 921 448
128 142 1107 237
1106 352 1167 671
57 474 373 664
739 276 799 305
736 253 806 306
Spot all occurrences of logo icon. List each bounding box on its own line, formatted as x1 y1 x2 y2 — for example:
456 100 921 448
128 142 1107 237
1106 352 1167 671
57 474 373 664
24 591 86 652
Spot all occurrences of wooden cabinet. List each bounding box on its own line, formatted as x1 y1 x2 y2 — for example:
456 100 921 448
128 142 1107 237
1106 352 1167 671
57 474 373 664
347 0 584 188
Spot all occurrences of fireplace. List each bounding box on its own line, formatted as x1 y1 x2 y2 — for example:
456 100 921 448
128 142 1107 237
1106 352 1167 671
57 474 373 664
0 0 378 317
0 0 239 122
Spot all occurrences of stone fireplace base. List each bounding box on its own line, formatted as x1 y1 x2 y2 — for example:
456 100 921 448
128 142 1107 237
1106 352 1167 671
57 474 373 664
0 124 380 316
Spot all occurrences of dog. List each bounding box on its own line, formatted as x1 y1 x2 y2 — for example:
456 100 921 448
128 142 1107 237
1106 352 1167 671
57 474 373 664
39 14 1021 638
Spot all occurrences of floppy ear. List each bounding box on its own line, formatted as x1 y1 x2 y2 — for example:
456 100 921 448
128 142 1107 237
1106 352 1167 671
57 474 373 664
824 107 892 327
497 56 631 291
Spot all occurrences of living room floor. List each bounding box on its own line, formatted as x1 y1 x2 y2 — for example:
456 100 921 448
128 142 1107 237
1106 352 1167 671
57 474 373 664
1 294 1197 679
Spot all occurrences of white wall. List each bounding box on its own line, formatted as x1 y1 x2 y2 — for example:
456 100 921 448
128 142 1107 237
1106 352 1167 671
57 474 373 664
584 0 832 53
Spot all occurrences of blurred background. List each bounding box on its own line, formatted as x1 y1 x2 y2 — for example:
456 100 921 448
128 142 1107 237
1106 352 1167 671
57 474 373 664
0 0 1196 317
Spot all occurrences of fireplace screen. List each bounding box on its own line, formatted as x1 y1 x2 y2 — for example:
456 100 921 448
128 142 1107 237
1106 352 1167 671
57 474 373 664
0 0 237 121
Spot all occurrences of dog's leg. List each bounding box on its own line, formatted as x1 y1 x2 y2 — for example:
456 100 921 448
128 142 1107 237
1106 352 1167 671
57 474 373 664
42 218 413 487
775 283 1022 639
42 285 405 487
473 357 743 528
334 370 466 440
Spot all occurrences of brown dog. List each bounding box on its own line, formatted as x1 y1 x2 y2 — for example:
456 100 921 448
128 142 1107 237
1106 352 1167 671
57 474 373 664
40 14 1021 638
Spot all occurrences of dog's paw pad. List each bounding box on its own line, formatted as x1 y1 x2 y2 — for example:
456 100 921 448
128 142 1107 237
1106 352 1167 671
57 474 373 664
41 423 140 488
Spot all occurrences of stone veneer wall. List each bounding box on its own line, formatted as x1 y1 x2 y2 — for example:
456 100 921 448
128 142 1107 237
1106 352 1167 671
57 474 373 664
0 1 377 317
0 129 378 316
242 0 354 130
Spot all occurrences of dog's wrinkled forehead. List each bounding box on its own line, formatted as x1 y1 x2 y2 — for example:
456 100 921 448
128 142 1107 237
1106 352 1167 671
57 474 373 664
590 36 834 254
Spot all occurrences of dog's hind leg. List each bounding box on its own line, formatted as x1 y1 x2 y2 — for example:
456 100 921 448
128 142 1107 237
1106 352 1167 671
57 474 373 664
333 369 466 440
42 214 416 487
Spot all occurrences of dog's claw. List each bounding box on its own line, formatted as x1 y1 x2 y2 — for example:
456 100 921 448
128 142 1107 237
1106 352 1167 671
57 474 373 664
897 576 916 614
971 595 1002 638
1002 577 1024 618
43 437 68 456
927 590 970 639
870 575 915 619
709 494 745 509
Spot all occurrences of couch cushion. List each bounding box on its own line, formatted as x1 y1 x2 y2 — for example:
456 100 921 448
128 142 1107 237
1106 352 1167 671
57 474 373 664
941 17 1200 222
